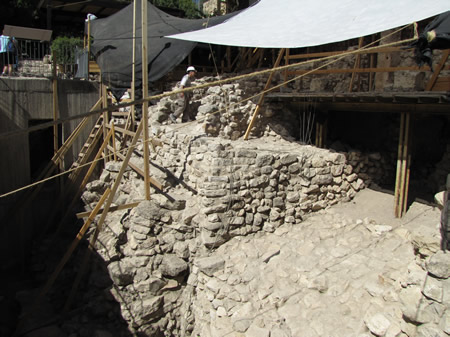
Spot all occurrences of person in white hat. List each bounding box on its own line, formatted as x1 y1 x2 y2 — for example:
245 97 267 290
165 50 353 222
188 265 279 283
170 66 197 123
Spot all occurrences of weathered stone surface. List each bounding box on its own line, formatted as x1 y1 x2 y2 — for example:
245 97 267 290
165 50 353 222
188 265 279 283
194 256 225 276
426 251 450 279
159 254 188 277
107 260 135 286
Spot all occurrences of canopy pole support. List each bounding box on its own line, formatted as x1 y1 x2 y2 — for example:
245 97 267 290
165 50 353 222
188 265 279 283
131 0 137 129
243 48 286 140
141 0 150 200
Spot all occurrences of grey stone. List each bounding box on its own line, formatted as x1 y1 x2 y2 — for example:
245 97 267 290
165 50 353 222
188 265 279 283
364 313 391 336
159 254 188 277
422 276 443 302
194 256 225 276
426 251 450 279
107 260 135 286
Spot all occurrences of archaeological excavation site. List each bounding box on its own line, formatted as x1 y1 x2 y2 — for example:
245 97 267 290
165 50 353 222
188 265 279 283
1 1 450 337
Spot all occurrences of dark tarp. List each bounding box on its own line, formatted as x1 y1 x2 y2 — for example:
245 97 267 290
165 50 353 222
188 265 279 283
89 0 237 88
411 10 450 70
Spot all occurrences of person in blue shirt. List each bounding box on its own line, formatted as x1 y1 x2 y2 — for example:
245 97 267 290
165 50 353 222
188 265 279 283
1 32 17 76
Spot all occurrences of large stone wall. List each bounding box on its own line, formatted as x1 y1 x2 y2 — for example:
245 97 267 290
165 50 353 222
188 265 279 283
72 130 367 336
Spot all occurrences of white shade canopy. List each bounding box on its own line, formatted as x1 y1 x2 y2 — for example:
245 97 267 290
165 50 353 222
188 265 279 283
167 0 450 48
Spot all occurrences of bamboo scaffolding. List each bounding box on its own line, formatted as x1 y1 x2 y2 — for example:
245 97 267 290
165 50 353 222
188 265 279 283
76 200 141 219
55 127 115 235
107 144 163 190
64 114 146 312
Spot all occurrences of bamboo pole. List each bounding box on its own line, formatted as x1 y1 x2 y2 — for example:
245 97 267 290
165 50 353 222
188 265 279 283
107 145 163 190
425 50 449 91
131 0 137 129
243 48 286 140
33 188 110 310
76 200 141 219
87 19 91 73
111 122 117 161
398 112 411 217
64 116 146 312
394 112 405 218
283 48 290 86
349 37 364 92
141 0 150 200
55 126 115 236
102 84 109 165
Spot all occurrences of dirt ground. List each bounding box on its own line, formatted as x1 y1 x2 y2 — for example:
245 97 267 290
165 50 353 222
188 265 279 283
329 187 444 249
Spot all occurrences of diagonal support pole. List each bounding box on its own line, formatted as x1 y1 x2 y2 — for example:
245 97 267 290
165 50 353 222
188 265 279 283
244 48 286 140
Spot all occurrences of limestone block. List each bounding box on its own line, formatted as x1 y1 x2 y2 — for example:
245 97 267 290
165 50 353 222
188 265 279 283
108 260 135 286
364 313 391 337
194 256 225 276
422 276 444 303
426 251 450 279
159 254 188 277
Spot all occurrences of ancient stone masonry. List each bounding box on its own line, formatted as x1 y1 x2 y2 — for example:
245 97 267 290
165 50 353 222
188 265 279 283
75 127 368 336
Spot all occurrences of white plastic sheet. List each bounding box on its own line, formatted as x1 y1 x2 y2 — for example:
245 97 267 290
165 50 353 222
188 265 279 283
167 0 450 48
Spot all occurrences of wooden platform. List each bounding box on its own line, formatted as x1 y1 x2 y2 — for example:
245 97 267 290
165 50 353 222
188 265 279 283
266 91 450 114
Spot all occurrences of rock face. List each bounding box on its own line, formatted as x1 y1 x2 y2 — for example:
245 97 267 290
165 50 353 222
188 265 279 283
59 126 447 337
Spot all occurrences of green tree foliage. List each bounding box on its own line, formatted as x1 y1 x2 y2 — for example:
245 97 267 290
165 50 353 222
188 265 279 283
151 0 203 18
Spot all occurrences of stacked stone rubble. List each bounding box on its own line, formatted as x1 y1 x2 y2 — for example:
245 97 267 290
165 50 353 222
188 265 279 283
74 131 368 335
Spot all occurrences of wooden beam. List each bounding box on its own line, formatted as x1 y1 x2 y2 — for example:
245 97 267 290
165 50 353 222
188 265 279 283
108 145 163 191
76 201 142 219
394 111 411 218
142 0 150 201
285 65 436 76
243 48 286 140
55 126 115 235
349 37 364 92
101 84 109 165
425 49 450 91
64 115 147 312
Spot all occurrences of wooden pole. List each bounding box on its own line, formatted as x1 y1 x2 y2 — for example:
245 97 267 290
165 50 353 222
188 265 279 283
141 0 150 200
394 112 405 217
243 48 286 140
349 37 363 92
107 145 163 190
425 50 449 91
399 112 411 217
131 0 137 129
283 48 290 86
87 19 91 73
55 127 115 235
102 84 109 165
111 122 117 161
394 112 411 218
76 201 141 219
64 117 146 312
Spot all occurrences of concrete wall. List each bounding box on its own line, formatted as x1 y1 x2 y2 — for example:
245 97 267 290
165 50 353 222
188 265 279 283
0 77 99 274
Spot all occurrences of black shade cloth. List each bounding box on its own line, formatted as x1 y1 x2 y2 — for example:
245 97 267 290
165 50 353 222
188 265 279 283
89 1 237 88
411 10 450 70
